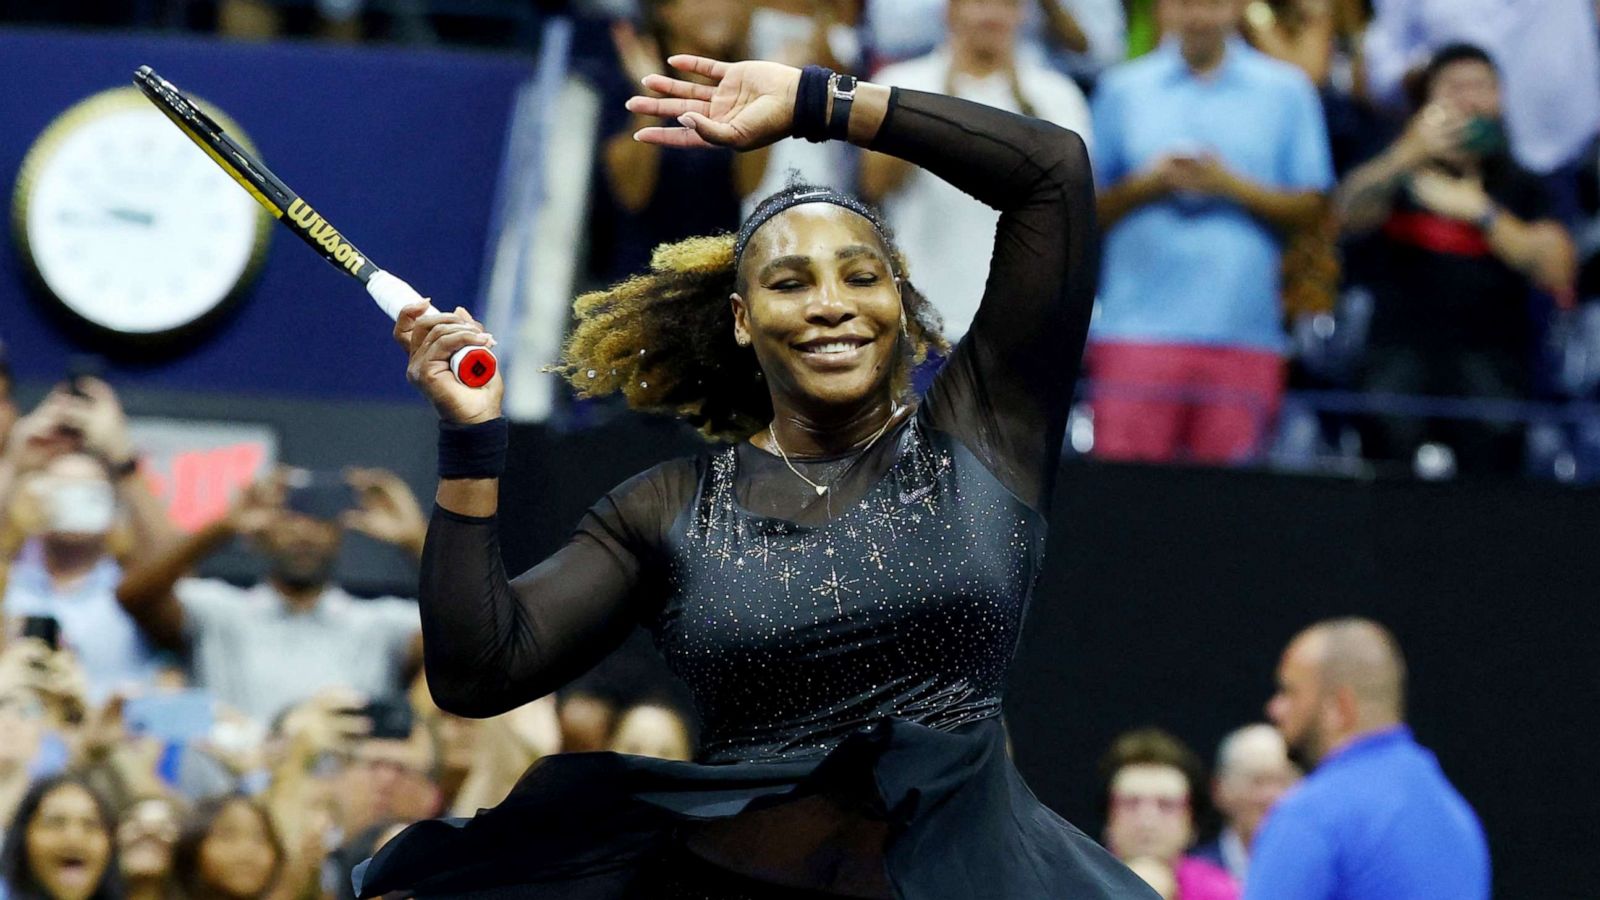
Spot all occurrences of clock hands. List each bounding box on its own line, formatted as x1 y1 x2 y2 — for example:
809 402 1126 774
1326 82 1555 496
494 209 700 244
56 207 157 228
108 207 156 226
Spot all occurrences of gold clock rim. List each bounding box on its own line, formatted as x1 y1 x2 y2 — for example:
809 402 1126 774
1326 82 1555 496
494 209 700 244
11 84 274 333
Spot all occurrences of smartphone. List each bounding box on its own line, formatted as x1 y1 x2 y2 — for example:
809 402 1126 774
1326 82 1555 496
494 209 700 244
64 355 105 398
20 615 61 651
357 698 415 740
123 691 217 744
1459 116 1506 156
283 468 358 521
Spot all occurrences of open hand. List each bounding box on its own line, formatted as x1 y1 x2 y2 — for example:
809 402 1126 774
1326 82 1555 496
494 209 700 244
626 55 801 151
343 467 427 556
226 471 284 539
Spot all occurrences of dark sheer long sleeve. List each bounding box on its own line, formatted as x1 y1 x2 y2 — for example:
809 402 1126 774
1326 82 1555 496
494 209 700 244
417 460 697 718
418 90 1093 718
872 88 1097 513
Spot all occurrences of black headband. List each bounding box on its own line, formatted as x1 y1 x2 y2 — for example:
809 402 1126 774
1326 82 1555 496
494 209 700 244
733 187 891 275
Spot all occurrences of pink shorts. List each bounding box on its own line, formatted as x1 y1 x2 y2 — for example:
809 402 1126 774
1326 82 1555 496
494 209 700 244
1086 341 1286 465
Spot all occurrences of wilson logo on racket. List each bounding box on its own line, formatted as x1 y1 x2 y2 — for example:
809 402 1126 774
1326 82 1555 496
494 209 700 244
286 199 366 274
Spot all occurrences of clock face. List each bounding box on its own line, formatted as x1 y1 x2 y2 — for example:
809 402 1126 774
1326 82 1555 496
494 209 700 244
13 87 270 344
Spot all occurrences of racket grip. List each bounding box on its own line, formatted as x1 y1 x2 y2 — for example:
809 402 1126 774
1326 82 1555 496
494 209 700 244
367 270 497 389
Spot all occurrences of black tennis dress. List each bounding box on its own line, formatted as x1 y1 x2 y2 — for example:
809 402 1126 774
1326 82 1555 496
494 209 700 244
356 88 1158 899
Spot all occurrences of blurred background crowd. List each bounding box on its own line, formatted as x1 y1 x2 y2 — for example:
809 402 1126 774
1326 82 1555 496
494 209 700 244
7 0 1598 479
0 374 1344 900
2 0 1599 898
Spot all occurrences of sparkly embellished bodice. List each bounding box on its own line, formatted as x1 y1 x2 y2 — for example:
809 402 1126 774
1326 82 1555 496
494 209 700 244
657 415 1044 763
414 88 1098 758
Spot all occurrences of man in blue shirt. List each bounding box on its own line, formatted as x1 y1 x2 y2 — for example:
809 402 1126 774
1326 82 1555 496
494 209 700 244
1249 618 1490 900
1089 0 1333 465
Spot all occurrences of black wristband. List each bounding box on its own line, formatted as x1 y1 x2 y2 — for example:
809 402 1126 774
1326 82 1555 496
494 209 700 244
438 417 508 480
794 65 834 143
827 74 857 141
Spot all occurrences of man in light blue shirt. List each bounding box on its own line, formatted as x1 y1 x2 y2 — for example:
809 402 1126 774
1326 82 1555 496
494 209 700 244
1088 0 1332 464
1250 618 1490 900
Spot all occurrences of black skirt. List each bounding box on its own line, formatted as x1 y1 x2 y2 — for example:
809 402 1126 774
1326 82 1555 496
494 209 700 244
354 717 1158 899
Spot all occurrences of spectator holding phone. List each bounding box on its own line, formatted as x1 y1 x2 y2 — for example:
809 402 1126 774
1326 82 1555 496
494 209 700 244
263 686 436 885
2 381 180 701
1336 43 1576 475
115 468 426 724
0 641 61 842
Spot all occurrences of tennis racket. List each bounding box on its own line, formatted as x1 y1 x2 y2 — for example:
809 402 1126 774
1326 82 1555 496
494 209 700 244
132 65 497 388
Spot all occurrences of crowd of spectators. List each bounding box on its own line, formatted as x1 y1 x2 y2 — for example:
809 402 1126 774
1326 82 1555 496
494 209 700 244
0 356 1490 898
3 0 1598 476
0 368 697 900
572 0 1600 479
0 1 1567 895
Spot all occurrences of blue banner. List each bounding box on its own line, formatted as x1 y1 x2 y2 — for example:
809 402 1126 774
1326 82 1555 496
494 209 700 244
0 29 532 400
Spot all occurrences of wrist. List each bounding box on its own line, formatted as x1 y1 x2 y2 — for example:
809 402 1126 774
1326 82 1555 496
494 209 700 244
793 65 836 143
1388 140 1426 174
1475 202 1499 232
438 417 509 480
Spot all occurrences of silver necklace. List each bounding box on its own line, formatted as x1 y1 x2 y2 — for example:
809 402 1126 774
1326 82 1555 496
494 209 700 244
767 405 902 497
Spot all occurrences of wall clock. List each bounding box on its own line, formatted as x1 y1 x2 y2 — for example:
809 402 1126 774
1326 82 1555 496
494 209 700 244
12 85 271 351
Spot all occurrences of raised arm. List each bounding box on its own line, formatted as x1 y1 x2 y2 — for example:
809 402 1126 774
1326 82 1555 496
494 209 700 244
629 56 1095 511
114 479 282 649
873 89 1096 511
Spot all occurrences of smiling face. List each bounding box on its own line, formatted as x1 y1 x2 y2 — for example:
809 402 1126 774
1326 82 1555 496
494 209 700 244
732 204 905 420
25 784 112 900
196 800 279 899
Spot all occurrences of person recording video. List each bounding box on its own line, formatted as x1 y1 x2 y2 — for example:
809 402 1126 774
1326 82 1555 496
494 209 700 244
1 376 179 700
114 468 427 723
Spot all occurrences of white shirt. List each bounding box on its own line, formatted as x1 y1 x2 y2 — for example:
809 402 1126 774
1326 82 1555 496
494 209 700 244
873 49 1093 340
176 578 419 722
1363 0 1600 172
4 551 163 702
864 0 1127 74
743 8 863 215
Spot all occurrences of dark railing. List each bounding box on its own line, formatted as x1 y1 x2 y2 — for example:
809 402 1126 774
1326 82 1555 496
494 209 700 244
1070 379 1600 483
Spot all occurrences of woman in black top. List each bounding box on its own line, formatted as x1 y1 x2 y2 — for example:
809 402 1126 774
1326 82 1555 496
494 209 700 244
359 55 1155 899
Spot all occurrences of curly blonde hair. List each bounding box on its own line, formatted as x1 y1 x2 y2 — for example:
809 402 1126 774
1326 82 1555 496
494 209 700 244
552 187 947 442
